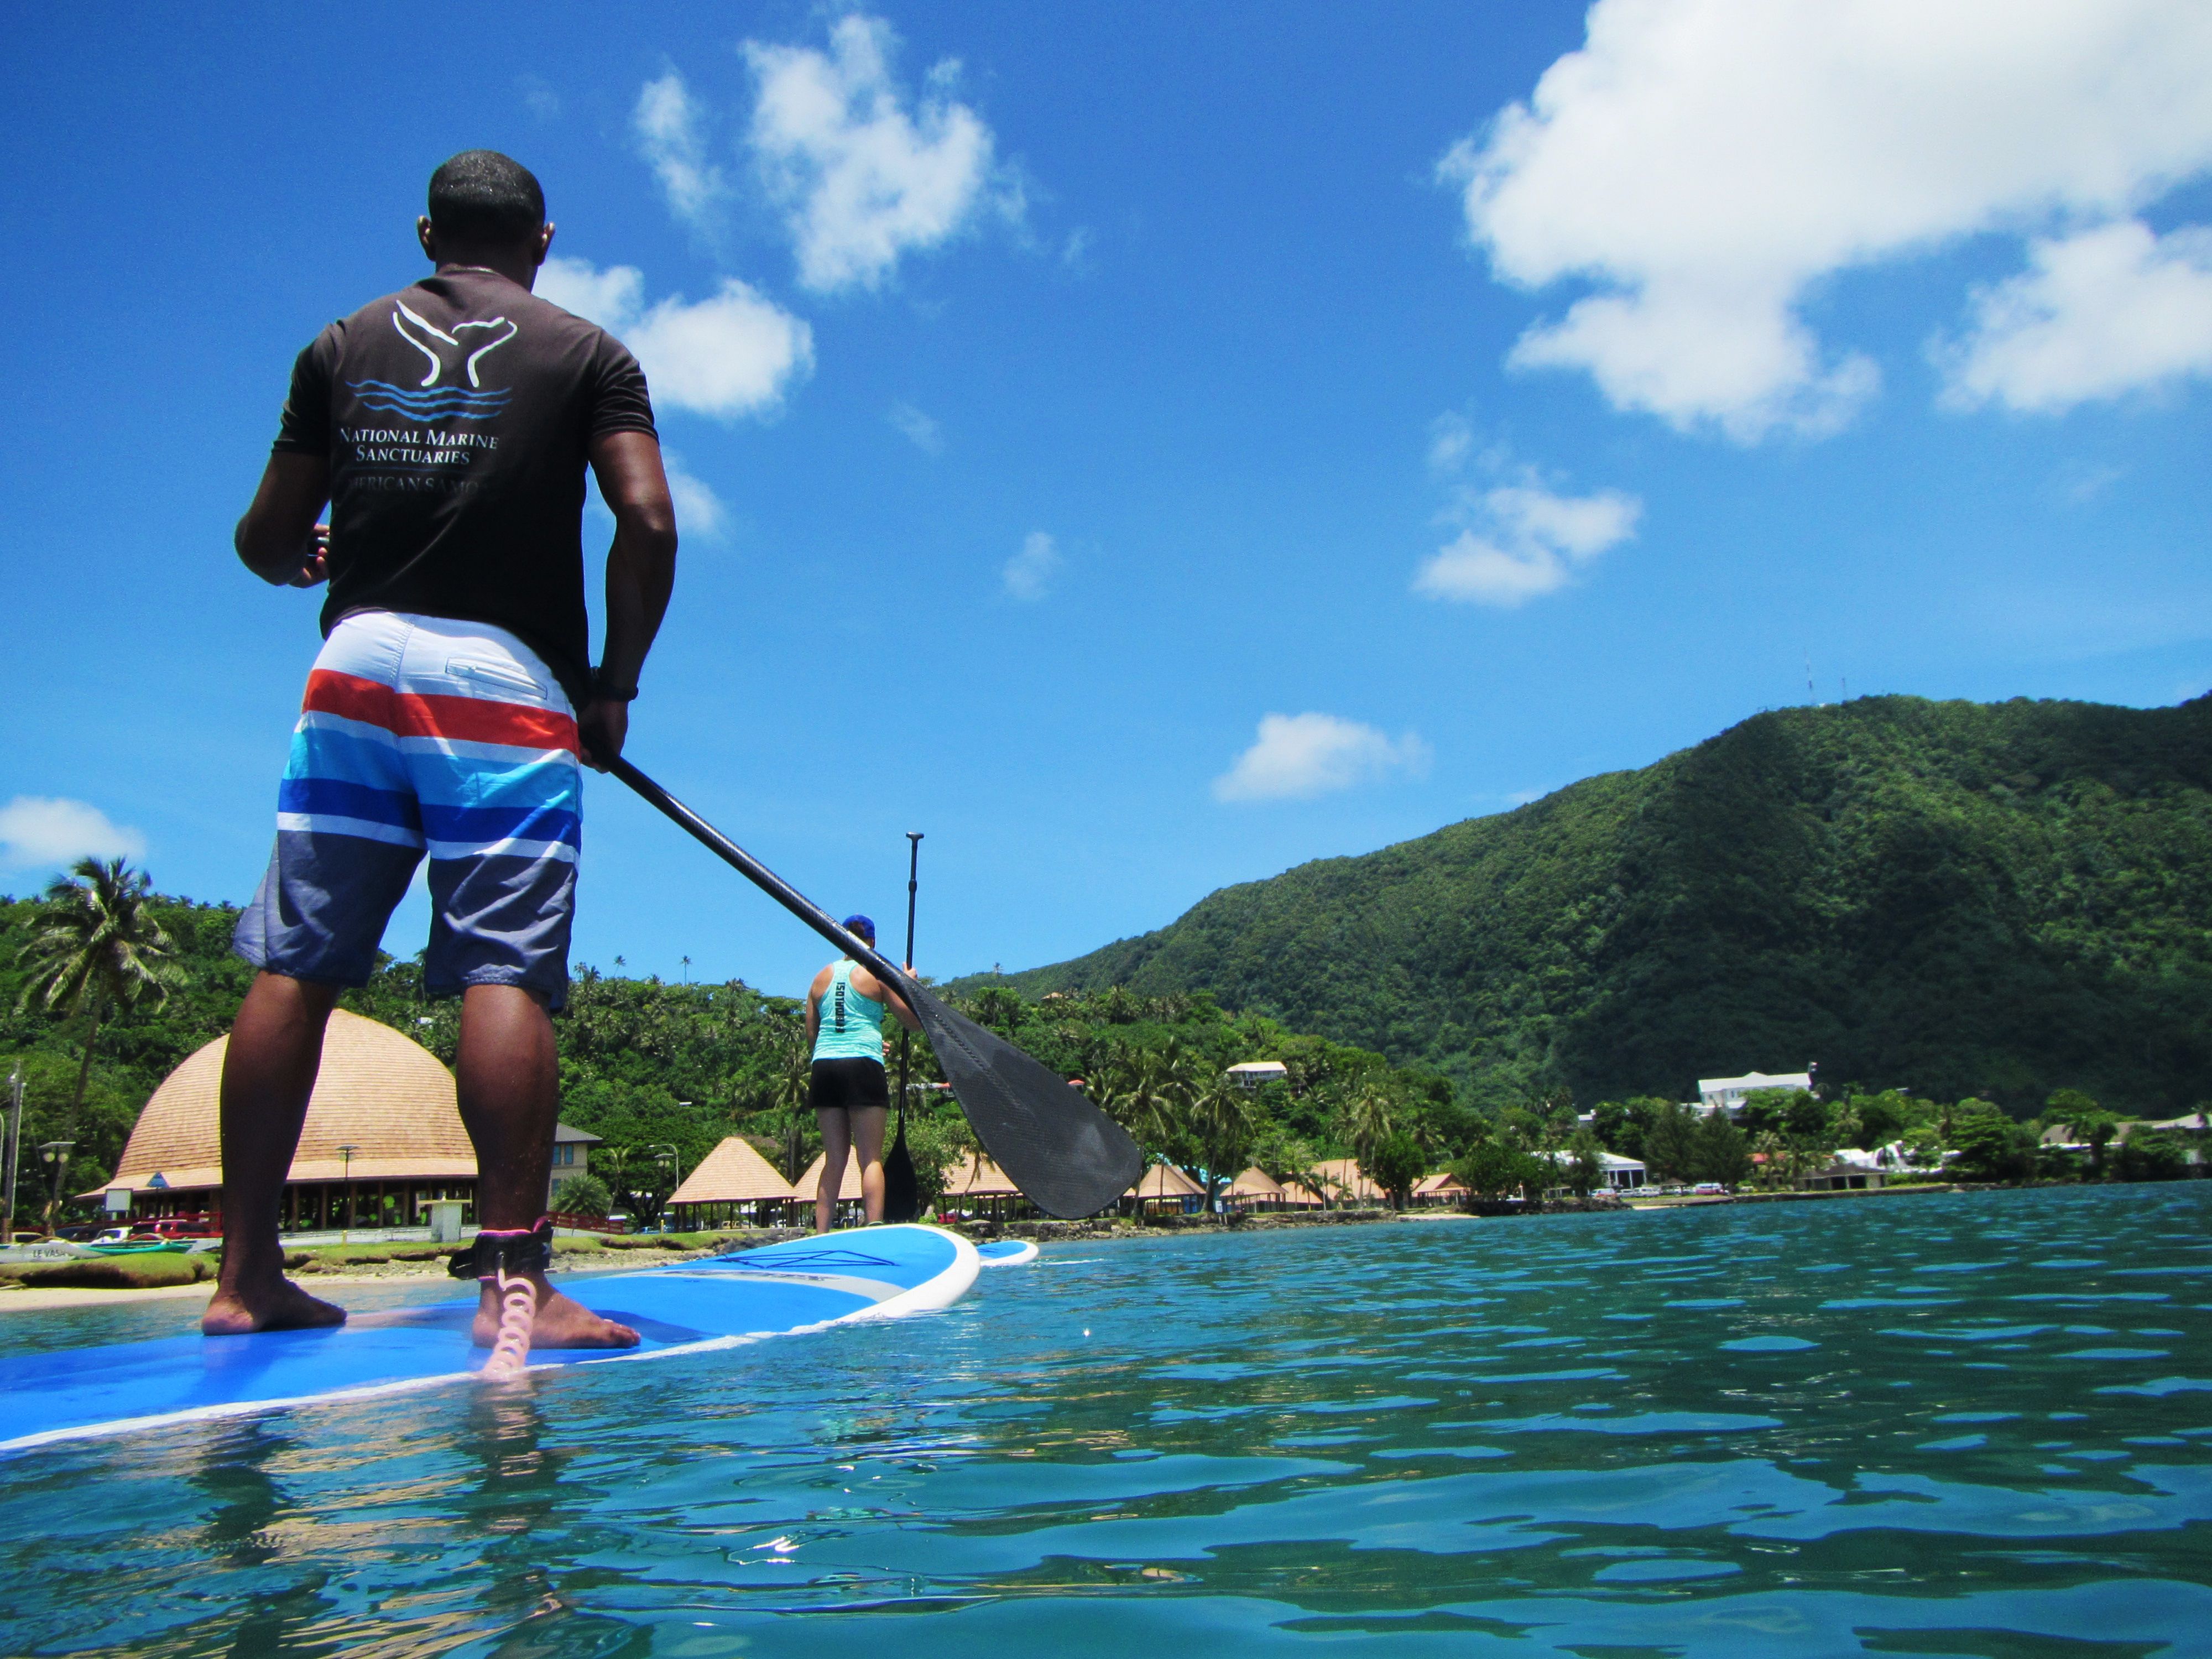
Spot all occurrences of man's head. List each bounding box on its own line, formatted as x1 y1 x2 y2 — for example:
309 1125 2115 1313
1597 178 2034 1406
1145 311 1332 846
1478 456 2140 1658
842 915 877 946
418 150 554 285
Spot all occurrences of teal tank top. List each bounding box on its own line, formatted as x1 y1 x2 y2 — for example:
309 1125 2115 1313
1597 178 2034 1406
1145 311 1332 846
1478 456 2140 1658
812 960 886 1062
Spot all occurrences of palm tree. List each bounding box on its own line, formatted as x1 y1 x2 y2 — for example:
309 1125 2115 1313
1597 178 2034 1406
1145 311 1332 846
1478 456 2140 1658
770 1030 812 1180
1183 1077 1258 1214
1268 1139 1330 1212
970 987 1026 1038
15 857 179 1131
1335 1084 1399 1171
1123 1037 1201 1156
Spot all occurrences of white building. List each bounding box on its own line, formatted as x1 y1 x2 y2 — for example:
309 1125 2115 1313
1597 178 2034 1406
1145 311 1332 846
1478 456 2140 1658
1225 1061 1289 1090
1546 1148 1647 1191
1698 1070 1814 1115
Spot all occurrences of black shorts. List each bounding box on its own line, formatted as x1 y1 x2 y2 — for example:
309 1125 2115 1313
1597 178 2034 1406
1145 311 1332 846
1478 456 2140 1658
810 1057 890 1113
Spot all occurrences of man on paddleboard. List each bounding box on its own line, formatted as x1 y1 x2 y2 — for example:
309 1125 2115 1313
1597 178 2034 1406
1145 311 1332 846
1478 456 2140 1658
804 917 921 1233
205 151 677 1349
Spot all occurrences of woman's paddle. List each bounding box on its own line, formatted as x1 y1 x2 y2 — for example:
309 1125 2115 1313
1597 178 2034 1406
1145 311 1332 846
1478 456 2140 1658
611 758 1144 1219
880 832 924 1223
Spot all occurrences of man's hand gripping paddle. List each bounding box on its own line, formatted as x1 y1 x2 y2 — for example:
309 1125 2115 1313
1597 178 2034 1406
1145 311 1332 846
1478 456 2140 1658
611 760 1144 1219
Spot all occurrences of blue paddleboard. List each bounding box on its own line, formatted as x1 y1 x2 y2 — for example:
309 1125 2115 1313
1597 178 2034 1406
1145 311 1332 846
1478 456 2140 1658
974 1238 1039 1267
0 1224 977 1454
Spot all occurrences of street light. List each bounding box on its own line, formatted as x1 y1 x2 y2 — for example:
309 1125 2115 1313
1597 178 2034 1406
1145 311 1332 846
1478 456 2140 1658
337 1143 359 1243
648 1142 683 1232
38 1140 74 1234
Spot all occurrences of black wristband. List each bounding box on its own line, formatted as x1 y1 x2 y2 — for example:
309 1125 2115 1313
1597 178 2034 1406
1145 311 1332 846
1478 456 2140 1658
591 670 640 703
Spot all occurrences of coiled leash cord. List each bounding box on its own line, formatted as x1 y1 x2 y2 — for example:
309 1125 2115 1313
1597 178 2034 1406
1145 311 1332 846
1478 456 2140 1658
448 1218 552 1379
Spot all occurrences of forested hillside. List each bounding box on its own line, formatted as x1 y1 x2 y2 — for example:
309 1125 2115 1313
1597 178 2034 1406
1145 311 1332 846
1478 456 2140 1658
968 695 2212 1116
0 892 1443 1219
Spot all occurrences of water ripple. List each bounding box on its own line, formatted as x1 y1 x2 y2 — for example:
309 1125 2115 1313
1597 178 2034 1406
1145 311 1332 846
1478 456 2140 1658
0 1183 2208 1655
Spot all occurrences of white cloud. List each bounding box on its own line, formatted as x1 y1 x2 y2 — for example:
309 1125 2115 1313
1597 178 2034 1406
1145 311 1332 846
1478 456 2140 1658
1442 0 2212 439
538 257 813 420
889 400 943 453
2051 459 2126 505
661 452 727 540
1416 477 1641 606
1002 530 1061 600
635 72 725 232
1937 220 2212 413
744 13 1014 293
0 797 145 869
518 75 560 122
1427 410 1475 473
1214 714 1431 805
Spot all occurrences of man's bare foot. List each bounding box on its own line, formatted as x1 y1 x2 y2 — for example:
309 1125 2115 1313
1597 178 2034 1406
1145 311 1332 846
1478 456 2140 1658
202 1278 347 1335
472 1276 639 1350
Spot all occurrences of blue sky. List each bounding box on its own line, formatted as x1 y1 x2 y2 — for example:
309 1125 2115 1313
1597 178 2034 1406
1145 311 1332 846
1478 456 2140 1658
3 1 2209 998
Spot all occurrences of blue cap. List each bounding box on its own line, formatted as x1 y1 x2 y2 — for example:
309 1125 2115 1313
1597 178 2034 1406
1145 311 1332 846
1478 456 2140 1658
842 914 876 943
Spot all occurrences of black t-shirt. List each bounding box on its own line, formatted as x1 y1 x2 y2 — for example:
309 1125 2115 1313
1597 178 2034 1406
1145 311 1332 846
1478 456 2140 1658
272 267 657 703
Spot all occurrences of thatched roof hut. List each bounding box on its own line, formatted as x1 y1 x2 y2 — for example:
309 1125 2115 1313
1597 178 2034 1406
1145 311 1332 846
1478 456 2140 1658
95 1010 488 1231
792 1149 865 1203
1128 1162 1203 1200
107 1009 472 1197
943 1151 1020 1199
1224 1166 1284 1208
1312 1157 1380 1203
669 1138 796 1207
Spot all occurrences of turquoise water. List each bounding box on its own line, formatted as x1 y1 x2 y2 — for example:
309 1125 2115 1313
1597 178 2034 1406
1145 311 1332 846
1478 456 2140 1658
3 1182 2209 1656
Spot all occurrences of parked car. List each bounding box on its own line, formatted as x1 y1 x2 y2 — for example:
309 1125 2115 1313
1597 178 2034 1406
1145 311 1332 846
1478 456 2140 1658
1691 1182 1731 1196
134 1216 218 1240
90 1227 135 1245
8 1230 47 1246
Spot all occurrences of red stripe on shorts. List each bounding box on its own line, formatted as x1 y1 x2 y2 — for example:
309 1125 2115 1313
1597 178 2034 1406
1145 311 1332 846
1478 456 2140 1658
302 670 580 755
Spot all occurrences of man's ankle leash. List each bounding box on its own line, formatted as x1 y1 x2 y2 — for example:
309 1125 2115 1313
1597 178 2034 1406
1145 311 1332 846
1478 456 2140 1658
448 1218 554 1281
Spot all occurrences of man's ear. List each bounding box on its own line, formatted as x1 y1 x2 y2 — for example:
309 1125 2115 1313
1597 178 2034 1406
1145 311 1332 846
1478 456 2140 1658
534 222 556 268
417 215 437 262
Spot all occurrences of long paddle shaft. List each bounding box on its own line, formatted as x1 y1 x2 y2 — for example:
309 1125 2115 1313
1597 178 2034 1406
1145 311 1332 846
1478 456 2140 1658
899 834 921 1114
611 759 909 991
881 832 925 1223
609 758 1146 1218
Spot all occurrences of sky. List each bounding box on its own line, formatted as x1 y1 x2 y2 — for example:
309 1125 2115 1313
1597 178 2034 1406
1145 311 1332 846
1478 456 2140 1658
3 1 2210 999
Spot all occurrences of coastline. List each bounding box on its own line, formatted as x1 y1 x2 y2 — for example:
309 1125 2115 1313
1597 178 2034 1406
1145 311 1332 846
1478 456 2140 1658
0 1183 1980 1313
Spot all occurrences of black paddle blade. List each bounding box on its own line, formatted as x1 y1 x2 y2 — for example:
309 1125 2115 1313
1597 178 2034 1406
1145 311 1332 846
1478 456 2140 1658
882 1115 922 1223
906 982 1144 1218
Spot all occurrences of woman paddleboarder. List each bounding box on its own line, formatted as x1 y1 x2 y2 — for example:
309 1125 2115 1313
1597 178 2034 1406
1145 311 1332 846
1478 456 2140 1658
804 916 921 1232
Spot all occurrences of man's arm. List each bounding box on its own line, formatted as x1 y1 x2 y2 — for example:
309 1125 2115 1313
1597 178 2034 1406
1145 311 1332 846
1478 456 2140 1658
235 453 331 586
581 430 679 769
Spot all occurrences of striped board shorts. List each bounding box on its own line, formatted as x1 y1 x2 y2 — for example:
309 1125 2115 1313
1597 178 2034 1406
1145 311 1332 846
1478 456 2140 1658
234 609 582 1007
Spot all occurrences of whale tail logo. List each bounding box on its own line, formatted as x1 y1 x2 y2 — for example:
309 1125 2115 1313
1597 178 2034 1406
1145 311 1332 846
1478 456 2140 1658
357 302 517 420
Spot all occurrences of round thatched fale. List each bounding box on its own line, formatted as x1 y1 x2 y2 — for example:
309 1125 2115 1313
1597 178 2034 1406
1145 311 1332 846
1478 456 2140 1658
109 1008 476 1199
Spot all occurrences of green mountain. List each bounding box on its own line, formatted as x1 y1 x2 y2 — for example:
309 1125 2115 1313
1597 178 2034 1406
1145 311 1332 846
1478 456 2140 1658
970 695 2212 1116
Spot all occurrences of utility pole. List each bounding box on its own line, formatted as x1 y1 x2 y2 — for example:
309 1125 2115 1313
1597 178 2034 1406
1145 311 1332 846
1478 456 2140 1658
3 1065 22 1239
